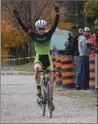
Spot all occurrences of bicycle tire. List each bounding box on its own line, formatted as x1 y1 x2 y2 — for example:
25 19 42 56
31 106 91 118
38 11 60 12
47 81 53 118
41 87 46 116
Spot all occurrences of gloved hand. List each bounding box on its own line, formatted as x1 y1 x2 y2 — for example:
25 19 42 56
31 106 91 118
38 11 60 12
13 9 20 18
54 6 60 13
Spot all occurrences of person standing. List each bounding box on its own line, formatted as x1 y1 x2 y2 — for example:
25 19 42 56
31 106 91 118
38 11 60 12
85 27 97 54
71 26 84 90
64 32 74 55
51 45 59 55
76 27 91 90
94 28 98 47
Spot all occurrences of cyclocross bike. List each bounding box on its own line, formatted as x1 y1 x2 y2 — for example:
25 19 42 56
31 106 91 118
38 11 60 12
36 68 60 118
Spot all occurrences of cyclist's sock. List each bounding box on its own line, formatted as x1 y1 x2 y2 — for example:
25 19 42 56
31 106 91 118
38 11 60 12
36 84 42 99
37 84 41 90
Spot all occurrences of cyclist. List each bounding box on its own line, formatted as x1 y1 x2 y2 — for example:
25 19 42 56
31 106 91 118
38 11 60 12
13 4 60 110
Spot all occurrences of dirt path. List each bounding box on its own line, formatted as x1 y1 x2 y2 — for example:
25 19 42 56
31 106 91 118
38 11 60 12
1 75 97 123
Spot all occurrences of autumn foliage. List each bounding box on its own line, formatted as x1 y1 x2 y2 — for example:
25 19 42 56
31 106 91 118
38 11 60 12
1 1 74 57
1 20 27 47
1 20 27 55
44 3 74 30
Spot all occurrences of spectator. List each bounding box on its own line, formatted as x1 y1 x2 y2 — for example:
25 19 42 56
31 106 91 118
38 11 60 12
51 45 59 55
76 28 91 90
93 28 98 53
71 25 84 88
94 18 98 30
72 26 84 56
64 32 74 55
84 27 97 54
94 28 98 46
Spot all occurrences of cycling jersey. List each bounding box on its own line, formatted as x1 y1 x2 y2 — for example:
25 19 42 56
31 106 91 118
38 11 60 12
16 14 59 69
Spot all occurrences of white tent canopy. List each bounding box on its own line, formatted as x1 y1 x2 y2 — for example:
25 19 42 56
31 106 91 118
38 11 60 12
50 27 71 50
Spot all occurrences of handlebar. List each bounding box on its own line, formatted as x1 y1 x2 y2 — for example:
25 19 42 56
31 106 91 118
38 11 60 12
37 68 61 73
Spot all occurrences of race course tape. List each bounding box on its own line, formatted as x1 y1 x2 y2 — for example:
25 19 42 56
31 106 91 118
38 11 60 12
2 56 35 61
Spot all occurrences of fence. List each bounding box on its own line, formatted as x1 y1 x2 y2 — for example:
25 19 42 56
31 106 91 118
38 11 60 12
1 54 97 90
1 55 16 70
1 55 35 70
52 55 75 89
52 54 97 90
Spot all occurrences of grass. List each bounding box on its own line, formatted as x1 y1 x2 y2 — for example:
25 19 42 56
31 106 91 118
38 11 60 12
14 63 34 72
55 86 97 100
55 87 97 107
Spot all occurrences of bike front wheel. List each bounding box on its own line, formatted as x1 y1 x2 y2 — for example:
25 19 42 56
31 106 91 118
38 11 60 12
47 81 53 118
41 89 47 116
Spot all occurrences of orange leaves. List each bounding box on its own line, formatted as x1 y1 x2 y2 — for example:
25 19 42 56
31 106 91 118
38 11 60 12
58 22 74 30
47 22 74 30
50 8 55 20
1 19 26 48
43 2 74 30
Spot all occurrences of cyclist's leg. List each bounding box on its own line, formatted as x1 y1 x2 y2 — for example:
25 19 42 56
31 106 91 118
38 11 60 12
49 72 55 99
48 72 55 111
34 62 42 98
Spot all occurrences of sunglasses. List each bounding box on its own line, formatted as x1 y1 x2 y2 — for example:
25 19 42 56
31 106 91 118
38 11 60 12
38 28 45 31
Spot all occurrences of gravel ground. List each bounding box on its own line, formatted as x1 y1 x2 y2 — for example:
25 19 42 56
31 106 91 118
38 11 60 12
1 74 97 123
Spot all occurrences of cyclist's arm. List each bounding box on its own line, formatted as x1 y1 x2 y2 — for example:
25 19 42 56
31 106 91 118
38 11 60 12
16 17 35 37
48 13 59 35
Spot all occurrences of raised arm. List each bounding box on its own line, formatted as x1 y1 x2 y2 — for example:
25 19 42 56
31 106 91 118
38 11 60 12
13 9 35 37
48 6 60 34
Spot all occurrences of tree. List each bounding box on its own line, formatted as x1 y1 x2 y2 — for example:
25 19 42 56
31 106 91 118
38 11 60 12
1 0 74 59
44 1 74 30
1 20 27 48
84 0 98 18
1 0 53 59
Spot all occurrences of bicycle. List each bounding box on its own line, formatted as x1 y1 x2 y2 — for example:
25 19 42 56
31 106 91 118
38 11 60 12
36 68 60 118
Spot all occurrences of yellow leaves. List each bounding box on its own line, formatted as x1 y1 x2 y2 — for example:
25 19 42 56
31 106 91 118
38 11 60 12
58 22 74 30
4 44 9 48
84 0 98 17
1 19 26 49
43 2 73 31
46 24 52 30
50 8 55 20
2 20 7 25
47 22 74 30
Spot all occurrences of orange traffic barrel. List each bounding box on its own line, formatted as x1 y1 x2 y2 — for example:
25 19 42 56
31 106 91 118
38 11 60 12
55 55 62 86
61 55 75 88
51 55 56 68
89 55 95 90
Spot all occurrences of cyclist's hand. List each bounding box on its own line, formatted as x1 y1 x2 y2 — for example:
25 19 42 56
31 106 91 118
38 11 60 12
55 6 60 13
53 3 60 13
13 9 20 18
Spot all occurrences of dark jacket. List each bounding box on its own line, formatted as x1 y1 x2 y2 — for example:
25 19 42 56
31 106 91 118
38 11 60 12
71 34 82 56
65 36 74 55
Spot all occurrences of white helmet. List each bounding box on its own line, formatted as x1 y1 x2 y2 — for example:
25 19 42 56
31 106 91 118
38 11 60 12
84 27 90 32
35 20 47 29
